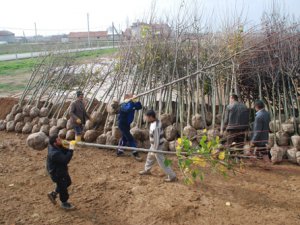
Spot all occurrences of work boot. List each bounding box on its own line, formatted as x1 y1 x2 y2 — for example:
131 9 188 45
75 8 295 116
132 152 143 162
61 202 75 210
164 176 177 182
47 191 57 205
139 170 151 175
117 149 125 157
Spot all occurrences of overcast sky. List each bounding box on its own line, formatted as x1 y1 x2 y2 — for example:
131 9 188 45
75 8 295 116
1 0 299 36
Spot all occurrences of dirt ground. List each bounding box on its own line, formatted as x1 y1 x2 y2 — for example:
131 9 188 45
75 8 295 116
0 132 299 225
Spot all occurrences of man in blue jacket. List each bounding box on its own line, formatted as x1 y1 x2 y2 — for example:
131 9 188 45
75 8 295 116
47 134 75 210
117 94 143 161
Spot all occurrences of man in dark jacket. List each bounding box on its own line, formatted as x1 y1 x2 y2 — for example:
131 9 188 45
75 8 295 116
117 94 142 161
47 134 74 210
69 90 90 142
224 94 249 147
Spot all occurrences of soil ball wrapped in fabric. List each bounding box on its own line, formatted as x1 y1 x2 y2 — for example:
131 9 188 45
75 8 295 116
84 130 99 142
106 135 119 146
276 131 289 146
268 133 275 148
57 118 67 129
24 116 32 123
84 120 94 131
112 126 122 140
66 130 75 141
22 105 32 116
287 148 297 163
32 124 41 133
49 126 59 137
169 140 176 152
130 127 144 141
96 134 107 144
11 104 22 115
183 125 197 140
40 125 50 135
29 107 40 118
291 135 300 150
58 128 67 139
141 129 149 141
296 152 300 165
6 113 14 122
106 100 120 115
270 146 285 164
136 140 143 148
207 129 220 140
31 117 40 126
66 119 73 130
269 120 280 133
0 120 6 131
49 118 57 127
26 132 49 151
165 125 178 141
39 117 49 126
6 121 15 132
215 114 222 125
160 114 173 129
143 140 151 149
243 144 252 155
39 107 48 117
281 123 294 135
15 121 25 133
22 122 33 134
206 112 213 126
14 113 24 123
91 110 106 125
191 114 205 130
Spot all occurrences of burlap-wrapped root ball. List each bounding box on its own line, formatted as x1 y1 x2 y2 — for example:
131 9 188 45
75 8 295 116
14 113 24 123
296 152 300 165
287 148 297 164
270 120 280 133
268 133 275 148
84 130 99 142
106 133 119 145
57 118 67 129
205 112 213 126
0 120 6 131
31 117 40 126
66 119 73 130
15 121 25 133
40 125 50 135
243 144 252 156
26 132 49 151
169 140 176 152
281 123 294 135
58 128 67 139
130 127 144 141
191 114 205 130
106 100 120 115
39 107 48 117
49 118 57 127
11 104 22 115
66 130 75 141
91 110 106 125
165 125 178 141
97 134 107 144
270 146 285 164
22 122 33 134
207 129 221 140
291 135 300 150
32 124 41 133
276 131 289 146
6 113 14 122
112 126 122 140
39 117 49 126
160 114 173 129
215 114 222 125
49 126 59 137
22 105 32 116
6 121 15 132
183 125 197 140
29 107 40 118
84 120 94 130
24 116 32 123
141 129 149 141
143 140 151 149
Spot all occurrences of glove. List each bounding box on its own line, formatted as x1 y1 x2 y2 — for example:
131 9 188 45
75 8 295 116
124 99 131 103
132 95 138 102
76 118 82 124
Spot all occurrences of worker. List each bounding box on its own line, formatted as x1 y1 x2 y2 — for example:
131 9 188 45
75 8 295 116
69 90 90 142
117 94 143 161
224 94 249 147
139 110 177 182
47 134 75 210
251 100 271 161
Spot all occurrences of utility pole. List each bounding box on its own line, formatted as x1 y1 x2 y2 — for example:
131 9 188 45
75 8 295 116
112 22 114 48
87 13 91 48
34 22 37 42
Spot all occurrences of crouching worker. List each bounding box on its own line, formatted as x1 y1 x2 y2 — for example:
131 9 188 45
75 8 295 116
47 134 75 210
139 110 177 182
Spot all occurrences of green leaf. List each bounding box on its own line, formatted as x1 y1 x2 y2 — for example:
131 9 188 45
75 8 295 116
164 159 172 167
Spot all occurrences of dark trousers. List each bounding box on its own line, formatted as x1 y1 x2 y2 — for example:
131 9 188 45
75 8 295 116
226 129 246 147
50 173 72 203
118 123 138 155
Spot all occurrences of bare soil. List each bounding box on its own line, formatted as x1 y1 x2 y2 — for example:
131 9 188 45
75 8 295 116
0 132 299 225
0 97 18 119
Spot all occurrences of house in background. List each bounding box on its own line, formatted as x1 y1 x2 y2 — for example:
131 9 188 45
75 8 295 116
68 31 108 42
0 30 15 43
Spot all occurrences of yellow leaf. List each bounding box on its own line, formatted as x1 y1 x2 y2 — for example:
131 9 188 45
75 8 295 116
176 146 181 151
177 138 182 145
192 157 207 167
218 151 225 160
203 129 207 133
218 164 227 172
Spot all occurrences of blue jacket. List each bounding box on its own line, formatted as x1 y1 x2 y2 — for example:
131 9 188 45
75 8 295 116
118 101 142 125
251 109 270 146
47 144 73 177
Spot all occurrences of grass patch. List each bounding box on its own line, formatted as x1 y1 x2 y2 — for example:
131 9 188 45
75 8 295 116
0 83 26 91
73 48 117 59
0 58 36 76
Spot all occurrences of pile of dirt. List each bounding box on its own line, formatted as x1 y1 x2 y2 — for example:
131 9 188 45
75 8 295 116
0 97 18 120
